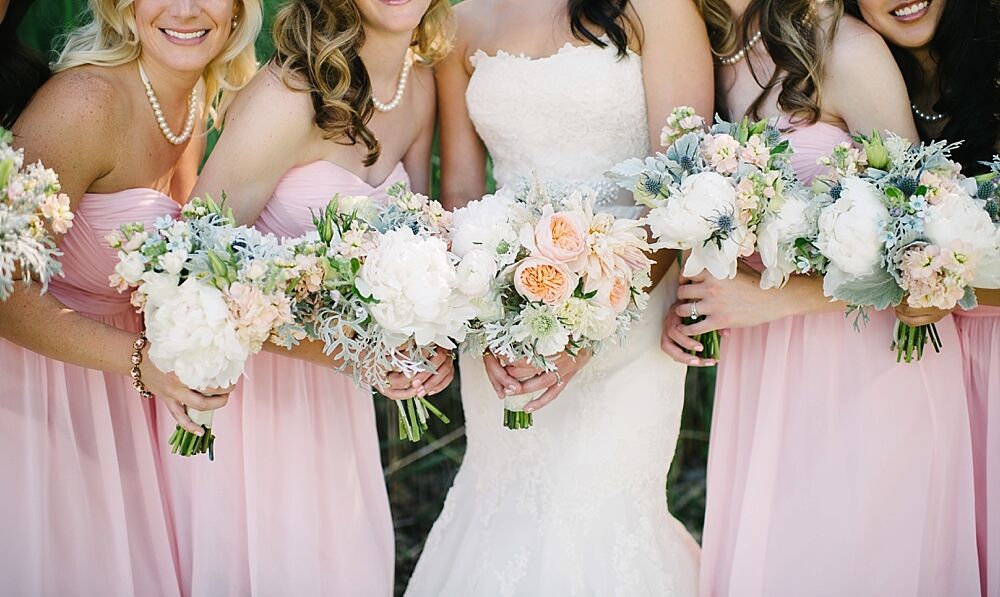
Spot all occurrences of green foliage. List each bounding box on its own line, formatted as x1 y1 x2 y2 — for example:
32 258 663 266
18 4 716 595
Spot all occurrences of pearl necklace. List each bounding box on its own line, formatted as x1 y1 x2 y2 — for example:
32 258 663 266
138 61 198 145
372 50 413 113
719 30 763 66
911 103 947 123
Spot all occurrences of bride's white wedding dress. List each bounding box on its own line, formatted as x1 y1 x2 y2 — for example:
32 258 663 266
406 40 699 597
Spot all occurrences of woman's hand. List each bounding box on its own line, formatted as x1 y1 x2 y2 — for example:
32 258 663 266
660 300 718 367
138 347 232 436
484 350 593 413
894 303 952 327
377 346 456 401
673 264 794 336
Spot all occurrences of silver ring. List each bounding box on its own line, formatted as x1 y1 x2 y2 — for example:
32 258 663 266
689 302 700 319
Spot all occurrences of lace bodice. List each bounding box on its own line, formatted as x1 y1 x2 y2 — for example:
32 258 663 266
467 40 649 211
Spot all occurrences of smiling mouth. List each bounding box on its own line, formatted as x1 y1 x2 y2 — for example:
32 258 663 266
161 28 208 41
891 0 930 19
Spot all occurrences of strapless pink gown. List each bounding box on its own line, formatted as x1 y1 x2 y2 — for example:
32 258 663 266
159 161 403 596
955 305 1000 596
700 123 980 596
0 190 183 596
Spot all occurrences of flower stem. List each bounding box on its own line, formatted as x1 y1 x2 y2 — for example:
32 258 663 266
682 316 720 361
503 409 533 430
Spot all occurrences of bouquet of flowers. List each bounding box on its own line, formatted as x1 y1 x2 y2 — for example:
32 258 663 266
813 131 994 362
109 196 299 457
969 156 1000 288
607 106 802 360
285 183 476 442
0 127 74 299
451 180 654 429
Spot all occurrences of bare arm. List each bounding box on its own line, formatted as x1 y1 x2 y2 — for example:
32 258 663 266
2 72 225 431
436 7 487 211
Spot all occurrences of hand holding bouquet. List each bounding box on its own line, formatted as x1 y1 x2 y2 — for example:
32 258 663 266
286 183 475 442
452 180 653 429
607 106 803 360
110 196 299 457
0 127 74 299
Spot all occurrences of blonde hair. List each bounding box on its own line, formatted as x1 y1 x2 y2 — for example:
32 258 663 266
695 0 842 124
272 0 454 166
53 0 261 125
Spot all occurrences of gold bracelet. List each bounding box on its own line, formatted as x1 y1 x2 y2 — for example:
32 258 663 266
130 332 153 400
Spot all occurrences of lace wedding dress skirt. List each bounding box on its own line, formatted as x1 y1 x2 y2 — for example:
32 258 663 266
406 40 698 597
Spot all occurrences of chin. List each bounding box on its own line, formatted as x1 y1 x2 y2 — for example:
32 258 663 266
358 0 432 36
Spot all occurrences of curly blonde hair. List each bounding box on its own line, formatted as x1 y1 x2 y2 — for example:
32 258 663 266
53 0 261 125
696 0 841 124
272 0 455 166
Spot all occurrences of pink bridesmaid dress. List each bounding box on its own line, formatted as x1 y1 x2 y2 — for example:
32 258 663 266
0 190 183 596
955 306 1000 597
159 161 402 596
699 123 980 597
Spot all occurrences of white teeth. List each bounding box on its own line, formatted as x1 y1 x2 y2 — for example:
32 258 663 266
163 29 208 40
893 1 928 17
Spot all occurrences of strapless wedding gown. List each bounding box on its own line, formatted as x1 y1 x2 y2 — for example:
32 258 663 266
406 41 698 597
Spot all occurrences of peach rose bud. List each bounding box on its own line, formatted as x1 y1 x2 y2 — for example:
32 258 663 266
534 206 586 263
514 257 578 305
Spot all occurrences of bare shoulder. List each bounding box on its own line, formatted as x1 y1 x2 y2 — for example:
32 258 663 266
452 0 495 50
15 66 124 142
222 64 315 141
825 14 898 80
628 0 707 51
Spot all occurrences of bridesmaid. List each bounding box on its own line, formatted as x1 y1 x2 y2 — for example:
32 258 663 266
661 0 980 594
846 1 1000 594
167 0 455 594
0 0 48 127
0 0 259 595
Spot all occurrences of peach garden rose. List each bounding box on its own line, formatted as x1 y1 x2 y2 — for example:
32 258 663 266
514 256 577 305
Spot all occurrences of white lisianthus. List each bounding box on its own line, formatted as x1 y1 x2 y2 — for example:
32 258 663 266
160 250 188 275
756 192 811 289
357 227 475 348
648 171 748 279
455 249 498 298
145 278 250 391
115 251 147 285
816 177 888 279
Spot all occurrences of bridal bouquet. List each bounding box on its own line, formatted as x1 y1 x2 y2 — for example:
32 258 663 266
110 196 299 457
813 131 994 362
452 180 653 429
286 183 477 442
0 128 74 299
607 106 801 360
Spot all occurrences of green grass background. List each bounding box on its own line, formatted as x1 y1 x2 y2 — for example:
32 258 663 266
17 2 716 592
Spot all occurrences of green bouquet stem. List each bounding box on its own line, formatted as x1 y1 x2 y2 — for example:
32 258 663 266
893 320 942 363
503 409 534 430
168 424 215 460
396 396 450 443
682 316 720 361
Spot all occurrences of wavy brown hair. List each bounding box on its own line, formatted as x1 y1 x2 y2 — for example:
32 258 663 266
272 0 454 166
696 0 841 124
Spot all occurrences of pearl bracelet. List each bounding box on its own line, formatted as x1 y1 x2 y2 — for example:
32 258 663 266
130 333 153 400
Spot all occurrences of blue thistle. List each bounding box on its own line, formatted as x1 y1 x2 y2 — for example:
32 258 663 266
986 199 999 222
640 175 663 196
829 183 843 201
679 155 696 171
889 175 919 198
978 179 996 200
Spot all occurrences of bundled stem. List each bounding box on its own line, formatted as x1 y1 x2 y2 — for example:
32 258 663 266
503 409 534 430
893 321 942 363
396 397 451 442
683 316 721 361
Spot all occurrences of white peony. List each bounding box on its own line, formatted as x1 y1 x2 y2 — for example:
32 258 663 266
450 191 521 265
816 177 888 279
648 171 748 279
115 251 147 285
455 249 498 298
581 304 618 341
756 192 811 289
357 227 476 348
145 277 250 391
924 193 996 254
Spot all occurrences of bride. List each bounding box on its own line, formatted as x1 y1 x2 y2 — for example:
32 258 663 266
406 0 713 594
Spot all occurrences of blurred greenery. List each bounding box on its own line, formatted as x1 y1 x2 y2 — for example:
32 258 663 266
18 2 715 593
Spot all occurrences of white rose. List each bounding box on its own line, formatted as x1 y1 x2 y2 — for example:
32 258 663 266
455 249 498 297
115 251 147 285
816 177 888 278
450 192 520 263
144 278 250 391
756 192 811 289
160 250 188 275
